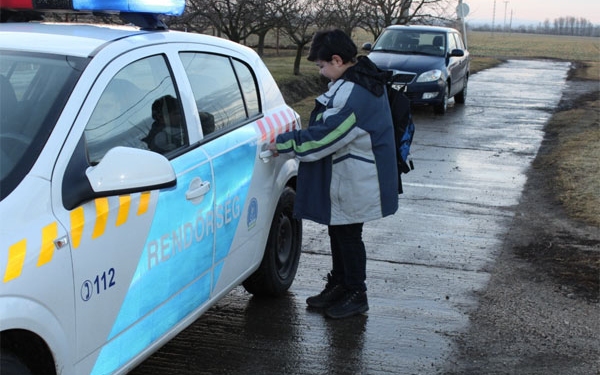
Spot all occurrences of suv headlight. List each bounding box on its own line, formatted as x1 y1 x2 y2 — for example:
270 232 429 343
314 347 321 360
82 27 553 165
416 70 442 83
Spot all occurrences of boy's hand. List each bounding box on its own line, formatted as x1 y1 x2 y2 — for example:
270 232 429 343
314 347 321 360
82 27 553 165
267 143 279 157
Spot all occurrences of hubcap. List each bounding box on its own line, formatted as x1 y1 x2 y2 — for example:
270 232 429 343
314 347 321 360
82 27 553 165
276 213 293 278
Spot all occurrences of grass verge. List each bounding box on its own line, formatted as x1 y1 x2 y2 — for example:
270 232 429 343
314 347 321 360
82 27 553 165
538 61 600 226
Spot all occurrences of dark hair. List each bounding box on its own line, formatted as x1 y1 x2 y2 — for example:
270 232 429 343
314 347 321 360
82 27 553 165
151 95 179 121
307 29 357 63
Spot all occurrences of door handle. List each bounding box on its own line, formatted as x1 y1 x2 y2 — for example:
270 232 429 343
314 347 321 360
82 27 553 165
259 149 273 163
259 143 275 163
186 177 210 203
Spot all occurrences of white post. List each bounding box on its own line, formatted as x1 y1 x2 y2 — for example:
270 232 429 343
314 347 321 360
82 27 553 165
458 0 468 48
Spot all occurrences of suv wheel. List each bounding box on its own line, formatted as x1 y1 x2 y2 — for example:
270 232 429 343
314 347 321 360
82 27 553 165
243 186 302 297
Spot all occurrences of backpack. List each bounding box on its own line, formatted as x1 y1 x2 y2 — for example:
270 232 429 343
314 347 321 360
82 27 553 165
387 78 415 194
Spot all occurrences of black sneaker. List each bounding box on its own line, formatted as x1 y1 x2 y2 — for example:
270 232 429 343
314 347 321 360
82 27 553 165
324 290 369 319
306 274 346 308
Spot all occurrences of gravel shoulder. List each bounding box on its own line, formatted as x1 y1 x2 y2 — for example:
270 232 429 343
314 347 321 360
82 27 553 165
445 66 600 375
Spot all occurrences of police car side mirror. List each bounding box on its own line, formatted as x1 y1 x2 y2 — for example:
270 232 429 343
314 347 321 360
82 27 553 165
86 147 176 193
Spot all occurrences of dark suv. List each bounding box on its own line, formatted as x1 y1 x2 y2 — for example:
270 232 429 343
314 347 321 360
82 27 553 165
363 25 470 115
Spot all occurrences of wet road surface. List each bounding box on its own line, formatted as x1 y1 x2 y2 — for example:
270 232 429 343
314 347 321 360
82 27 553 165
130 59 570 374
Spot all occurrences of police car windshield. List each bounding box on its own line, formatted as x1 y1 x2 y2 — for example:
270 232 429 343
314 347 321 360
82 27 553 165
0 51 88 201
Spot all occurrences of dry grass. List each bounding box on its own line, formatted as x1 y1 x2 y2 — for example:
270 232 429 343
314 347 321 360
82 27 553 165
544 60 599 227
467 31 600 62
261 52 316 82
544 98 600 226
556 128 600 225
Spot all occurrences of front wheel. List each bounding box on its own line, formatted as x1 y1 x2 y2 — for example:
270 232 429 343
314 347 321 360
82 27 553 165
454 76 468 104
243 186 302 297
433 84 449 115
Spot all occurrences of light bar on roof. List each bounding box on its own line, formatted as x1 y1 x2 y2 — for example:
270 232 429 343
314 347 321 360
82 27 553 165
0 0 35 7
0 0 185 15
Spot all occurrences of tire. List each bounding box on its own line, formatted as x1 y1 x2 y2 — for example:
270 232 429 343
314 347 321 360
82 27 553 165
433 84 449 115
454 75 468 104
242 186 302 297
0 351 33 375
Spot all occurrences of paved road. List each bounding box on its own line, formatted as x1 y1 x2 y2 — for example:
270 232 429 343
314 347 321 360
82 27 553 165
130 59 570 375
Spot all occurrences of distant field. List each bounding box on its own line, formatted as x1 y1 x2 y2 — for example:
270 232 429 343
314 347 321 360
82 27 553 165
467 31 600 62
262 30 600 80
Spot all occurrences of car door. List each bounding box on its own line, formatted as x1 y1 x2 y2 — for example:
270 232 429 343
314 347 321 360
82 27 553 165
454 32 469 82
449 32 467 95
51 49 216 375
177 51 263 296
177 50 296 296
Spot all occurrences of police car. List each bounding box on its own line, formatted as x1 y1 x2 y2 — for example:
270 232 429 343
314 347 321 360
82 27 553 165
0 1 302 374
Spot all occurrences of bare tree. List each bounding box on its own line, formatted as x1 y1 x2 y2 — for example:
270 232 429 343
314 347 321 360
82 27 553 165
543 19 551 35
278 0 318 75
362 0 447 40
362 0 408 38
321 0 368 36
162 1 212 32
184 0 283 54
555 17 566 35
184 0 256 43
251 0 283 55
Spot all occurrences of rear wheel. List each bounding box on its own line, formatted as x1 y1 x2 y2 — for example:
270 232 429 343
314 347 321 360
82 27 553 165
0 351 33 375
433 84 449 115
243 186 302 297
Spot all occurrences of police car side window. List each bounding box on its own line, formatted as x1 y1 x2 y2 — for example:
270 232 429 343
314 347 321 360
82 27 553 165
232 59 260 118
180 52 258 136
84 55 188 164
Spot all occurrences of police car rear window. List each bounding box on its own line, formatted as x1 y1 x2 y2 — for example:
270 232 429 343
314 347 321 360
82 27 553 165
180 52 260 134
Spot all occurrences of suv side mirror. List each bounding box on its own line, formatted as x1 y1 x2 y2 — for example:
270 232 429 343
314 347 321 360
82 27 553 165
449 49 465 57
362 42 373 51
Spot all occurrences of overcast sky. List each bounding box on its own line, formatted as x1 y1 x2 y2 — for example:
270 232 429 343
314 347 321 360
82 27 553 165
461 0 600 25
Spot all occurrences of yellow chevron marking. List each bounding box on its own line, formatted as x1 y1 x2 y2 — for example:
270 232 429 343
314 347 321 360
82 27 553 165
37 222 58 267
92 198 109 239
116 195 131 227
71 206 85 249
137 192 151 215
4 239 26 283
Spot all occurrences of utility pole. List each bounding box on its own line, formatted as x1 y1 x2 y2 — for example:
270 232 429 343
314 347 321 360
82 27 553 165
491 0 496 36
503 0 509 31
457 0 468 48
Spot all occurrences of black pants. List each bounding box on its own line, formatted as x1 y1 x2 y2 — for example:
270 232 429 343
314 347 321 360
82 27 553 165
328 223 366 292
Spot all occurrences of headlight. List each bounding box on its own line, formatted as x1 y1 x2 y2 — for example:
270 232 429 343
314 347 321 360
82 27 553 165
416 70 442 83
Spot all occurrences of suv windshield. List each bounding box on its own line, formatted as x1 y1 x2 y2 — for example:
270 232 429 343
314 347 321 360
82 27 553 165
373 30 446 57
0 51 87 201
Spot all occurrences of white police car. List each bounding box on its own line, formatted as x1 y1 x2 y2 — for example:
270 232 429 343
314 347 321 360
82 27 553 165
0 1 301 374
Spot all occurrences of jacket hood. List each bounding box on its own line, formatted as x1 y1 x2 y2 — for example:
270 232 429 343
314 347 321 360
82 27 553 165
343 56 391 97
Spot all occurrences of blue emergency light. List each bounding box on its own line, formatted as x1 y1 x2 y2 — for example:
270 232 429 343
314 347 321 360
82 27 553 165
0 0 185 15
